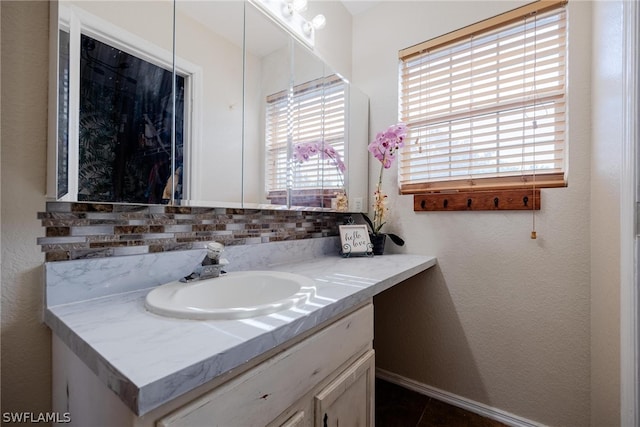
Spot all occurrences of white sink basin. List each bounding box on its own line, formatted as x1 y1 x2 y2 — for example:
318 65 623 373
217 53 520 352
145 271 316 320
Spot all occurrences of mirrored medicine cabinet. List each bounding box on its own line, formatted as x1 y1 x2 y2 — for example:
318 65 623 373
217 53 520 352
47 0 369 212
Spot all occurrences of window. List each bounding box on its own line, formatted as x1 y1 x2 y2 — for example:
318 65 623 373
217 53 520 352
265 75 346 205
398 1 567 194
77 34 185 203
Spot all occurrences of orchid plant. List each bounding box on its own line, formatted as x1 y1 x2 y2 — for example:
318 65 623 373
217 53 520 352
292 141 348 210
361 123 407 247
292 141 346 176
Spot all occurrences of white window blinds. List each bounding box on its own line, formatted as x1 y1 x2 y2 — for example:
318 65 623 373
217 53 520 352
265 76 346 194
399 1 567 193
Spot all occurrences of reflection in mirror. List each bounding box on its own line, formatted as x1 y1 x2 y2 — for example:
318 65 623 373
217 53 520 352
345 83 370 212
243 2 291 209
246 2 350 210
53 1 178 203
80 36 183 203
175 1 245 206
49 1 368 211
286 42 345 210
56 29 69 199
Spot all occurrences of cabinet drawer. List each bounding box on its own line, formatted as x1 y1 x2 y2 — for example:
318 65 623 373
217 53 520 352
157 304 373 427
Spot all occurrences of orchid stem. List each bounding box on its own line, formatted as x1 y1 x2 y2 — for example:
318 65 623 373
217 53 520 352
373 159 385 233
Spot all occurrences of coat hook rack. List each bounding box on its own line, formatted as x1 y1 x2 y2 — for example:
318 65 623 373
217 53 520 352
414 189 540 212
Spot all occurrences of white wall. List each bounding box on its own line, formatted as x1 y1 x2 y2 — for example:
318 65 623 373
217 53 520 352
353 2 595 425
590 1 623 425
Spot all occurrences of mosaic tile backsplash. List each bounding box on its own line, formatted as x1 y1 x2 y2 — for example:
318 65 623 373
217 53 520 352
38 202 345 262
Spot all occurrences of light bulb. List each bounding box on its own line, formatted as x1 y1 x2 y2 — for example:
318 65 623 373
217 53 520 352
302 14 326 35
311 14 326 30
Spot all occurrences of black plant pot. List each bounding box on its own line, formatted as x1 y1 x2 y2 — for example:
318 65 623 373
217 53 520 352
369 233 386 255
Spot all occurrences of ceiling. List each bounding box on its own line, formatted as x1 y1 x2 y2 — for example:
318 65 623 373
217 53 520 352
340 0 381 16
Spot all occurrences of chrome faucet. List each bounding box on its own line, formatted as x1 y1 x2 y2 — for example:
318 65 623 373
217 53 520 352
180 242 228 283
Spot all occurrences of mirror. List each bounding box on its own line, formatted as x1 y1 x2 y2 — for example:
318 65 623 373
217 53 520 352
174 1 245 206
242 2 292 208
50 1 178 203
48 0 368 211
243 2 368 211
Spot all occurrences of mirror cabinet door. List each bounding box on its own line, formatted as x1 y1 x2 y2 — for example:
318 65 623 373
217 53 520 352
288 41 344 210
246 3 350 211
243 3 291 209
53 1 177 203
175 1 245 207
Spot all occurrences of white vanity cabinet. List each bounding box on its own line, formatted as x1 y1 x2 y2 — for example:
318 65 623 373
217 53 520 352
53 302 374 427
157 303 374 427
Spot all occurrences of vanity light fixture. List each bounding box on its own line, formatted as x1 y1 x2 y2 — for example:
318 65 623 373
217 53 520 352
250 0 326 47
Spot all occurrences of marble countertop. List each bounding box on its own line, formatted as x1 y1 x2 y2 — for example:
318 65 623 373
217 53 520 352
45 251 436 416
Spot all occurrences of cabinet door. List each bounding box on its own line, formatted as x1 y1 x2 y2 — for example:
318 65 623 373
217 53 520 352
314 350 375 427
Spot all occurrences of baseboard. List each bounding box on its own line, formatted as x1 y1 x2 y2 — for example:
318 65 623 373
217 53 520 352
375 368 546 427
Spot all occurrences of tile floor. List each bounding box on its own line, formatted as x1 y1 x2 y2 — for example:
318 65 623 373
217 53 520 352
375 378 509 427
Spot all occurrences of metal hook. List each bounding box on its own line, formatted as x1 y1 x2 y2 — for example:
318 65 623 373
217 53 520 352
443 199 448 208
523 196 529 207
493 197 499 208
467 198 472 208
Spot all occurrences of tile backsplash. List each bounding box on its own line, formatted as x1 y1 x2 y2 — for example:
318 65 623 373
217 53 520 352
38 202 347 262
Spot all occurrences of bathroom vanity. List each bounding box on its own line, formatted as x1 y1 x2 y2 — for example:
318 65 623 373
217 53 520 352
52 303 374 427
45 239 436 426
43 0 434 423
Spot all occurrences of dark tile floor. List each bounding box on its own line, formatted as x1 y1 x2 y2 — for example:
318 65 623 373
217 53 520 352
375 379 509 427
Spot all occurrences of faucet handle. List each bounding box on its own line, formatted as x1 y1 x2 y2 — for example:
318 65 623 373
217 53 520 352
206 242 224 261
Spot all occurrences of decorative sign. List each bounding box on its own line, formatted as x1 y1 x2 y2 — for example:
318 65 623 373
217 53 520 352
339 225 372 257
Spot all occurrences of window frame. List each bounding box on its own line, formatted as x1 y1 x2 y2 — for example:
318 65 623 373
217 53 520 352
398 0 568 194
264 74 347 199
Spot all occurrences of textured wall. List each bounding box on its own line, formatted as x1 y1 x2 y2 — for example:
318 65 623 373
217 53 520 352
590 1 623 425
353 2 593 426
1 0 52 419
